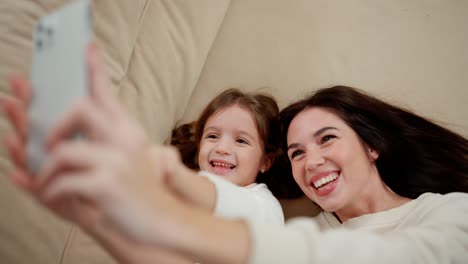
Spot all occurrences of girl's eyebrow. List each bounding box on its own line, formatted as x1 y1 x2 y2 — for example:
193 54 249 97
287 127 338 150
203 126 257 141
203 126 220 132
236 129 256 141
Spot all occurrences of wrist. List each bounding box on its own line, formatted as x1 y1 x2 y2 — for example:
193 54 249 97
170 165 216 211
157 199 250 264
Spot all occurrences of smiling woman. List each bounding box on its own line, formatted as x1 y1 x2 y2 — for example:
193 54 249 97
285 105 410 221
279 86 468 222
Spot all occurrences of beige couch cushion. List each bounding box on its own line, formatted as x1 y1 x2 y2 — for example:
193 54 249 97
0 0 230 263
187 0 468 138
113 0 231 143
0 2 78 264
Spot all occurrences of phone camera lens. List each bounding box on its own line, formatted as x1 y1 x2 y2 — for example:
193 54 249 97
36 39 43 49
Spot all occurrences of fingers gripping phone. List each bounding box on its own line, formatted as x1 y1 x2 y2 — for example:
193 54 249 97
27 0 92 173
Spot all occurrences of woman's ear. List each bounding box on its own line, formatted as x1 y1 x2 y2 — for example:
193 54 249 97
260 153 275 173
367 147 379 161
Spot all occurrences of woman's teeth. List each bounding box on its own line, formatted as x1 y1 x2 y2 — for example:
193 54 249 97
313 173 338 189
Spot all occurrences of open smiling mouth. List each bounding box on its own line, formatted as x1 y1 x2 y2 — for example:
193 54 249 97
312 172 339 190
210 161 235 169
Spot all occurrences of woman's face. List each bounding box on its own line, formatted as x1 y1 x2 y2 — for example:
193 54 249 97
286 107 379 212
198 105 268 186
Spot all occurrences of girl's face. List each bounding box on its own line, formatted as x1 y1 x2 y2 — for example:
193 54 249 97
198 105 269 186
286 107 380 213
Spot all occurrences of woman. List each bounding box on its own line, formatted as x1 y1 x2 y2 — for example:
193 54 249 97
4 44 468 263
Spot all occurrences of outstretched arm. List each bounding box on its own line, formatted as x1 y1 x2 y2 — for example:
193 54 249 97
37 42 252 264
2 42 208 264
35 135 252 263
168 164 217 212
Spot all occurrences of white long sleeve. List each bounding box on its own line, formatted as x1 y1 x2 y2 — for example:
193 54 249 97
248 192 468 264
198 171 284 225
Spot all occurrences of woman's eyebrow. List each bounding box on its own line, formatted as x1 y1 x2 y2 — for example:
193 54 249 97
287 143 300 151
287 127 338 150
313 126 338 137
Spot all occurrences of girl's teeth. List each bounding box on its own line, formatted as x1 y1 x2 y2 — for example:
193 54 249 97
212 161 234 168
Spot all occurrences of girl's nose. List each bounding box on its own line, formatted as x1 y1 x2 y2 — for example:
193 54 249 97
215 139 231 155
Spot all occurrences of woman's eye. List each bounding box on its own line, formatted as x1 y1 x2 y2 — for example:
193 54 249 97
290 150 303 159
320 135 336 144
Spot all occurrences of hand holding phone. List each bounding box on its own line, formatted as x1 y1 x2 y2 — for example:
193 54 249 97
27 0 92 173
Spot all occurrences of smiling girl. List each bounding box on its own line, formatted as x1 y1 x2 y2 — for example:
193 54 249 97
168 88 284 225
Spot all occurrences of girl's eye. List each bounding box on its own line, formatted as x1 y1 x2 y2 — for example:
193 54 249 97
236 138 249 145
320 134 336 144
206 134 218 139
290 149 304 160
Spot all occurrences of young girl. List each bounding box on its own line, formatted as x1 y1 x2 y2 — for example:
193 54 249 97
167 88 284 225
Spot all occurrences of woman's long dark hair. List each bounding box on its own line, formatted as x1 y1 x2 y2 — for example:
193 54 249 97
279 86 468 198
170 88 282 185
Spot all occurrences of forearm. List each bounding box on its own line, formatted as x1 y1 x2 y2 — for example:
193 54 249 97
147 151 250 263
169 164 217 212
155 194 251 264
88 221 194 264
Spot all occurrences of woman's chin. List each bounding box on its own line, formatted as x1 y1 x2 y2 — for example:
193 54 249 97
313 197 343 213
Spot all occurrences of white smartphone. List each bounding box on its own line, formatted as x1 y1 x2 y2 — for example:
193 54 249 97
27 0 92 173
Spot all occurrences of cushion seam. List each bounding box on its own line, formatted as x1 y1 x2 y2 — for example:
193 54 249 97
58 224 75 264
181 0 233 118
116 0 151 91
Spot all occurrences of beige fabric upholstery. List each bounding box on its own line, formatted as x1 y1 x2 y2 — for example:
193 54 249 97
110 0 231 143
0 2 78 264
0 0 230 263
187 0 468 137
0 0 467 263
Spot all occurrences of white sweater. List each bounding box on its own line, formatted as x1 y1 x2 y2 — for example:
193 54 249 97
198 171 284 225
248 192 468 264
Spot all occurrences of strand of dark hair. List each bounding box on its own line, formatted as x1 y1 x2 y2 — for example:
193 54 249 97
170 122 199 170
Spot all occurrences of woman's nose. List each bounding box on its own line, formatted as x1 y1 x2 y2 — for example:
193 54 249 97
305 149 325 171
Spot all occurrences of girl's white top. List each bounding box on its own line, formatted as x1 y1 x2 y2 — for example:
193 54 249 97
198 170 284 225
